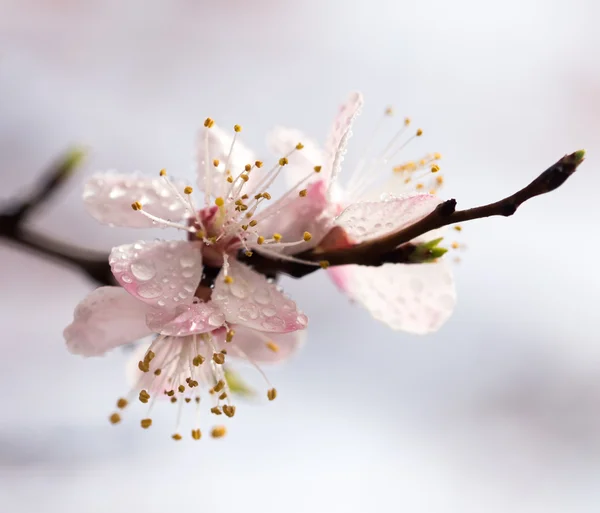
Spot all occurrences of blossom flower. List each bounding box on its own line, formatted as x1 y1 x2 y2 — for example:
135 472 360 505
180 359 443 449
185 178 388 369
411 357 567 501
64 119 330 439
268 93 457 334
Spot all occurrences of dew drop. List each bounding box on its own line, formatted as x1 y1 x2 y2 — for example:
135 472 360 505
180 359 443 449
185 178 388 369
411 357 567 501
230 282 249 299
297 314 308 327
130 261 157 281
121 274 133 284
138 283 162 299
157 300 166 307
208 312 226 326
182 269 195 279
262 317 285 330
180 255 197 268
262 307 276 317
253 288 270 305
238 303 259 321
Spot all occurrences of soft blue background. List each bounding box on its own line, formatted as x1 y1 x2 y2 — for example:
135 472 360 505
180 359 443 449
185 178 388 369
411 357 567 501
1 1 599 512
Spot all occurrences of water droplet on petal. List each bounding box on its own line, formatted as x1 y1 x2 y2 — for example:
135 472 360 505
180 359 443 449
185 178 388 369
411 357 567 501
130 261 157 281
238 303 259 321
262 317 286 330
261 307 276 317
138 283 162 299
230 281 248 299
121 275 133 284
253 289 270 305
180 255 197 268
208 312 226 326
182 269 195 279
297 314 308 327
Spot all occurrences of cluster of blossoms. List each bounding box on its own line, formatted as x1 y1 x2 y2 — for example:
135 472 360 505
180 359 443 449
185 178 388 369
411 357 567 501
64 92 457 440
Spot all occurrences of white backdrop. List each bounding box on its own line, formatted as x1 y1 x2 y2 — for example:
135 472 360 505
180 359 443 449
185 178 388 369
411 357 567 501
1 1 600 512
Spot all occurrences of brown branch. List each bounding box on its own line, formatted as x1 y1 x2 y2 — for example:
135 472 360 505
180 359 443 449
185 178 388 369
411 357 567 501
1 149 584 285
241 150 585 278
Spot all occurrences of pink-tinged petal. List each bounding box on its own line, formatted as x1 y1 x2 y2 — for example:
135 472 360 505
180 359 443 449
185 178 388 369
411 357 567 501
212 259 308 332
216 325 306 364
335 194 441 243
83 171 188 228
267 126 324 189
110 240 203 311
195 124 258 198
146 301 225 336
324 91 364 194
64 286 152 356
338 261 456 334
256 180 332 253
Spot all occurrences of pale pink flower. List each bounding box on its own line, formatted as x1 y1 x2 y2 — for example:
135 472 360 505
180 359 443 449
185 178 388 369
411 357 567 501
268 93 457 334
65 120 329 438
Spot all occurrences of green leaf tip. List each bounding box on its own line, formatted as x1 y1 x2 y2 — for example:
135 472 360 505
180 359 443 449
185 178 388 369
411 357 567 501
573 149 585 162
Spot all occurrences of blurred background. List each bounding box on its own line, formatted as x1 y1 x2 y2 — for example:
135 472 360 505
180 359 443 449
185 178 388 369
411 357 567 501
1 0 600 511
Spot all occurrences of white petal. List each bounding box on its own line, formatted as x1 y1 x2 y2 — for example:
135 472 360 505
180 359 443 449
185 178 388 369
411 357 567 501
335 194 440 243
195 124 258 198
335 261 456 334
267 126 324 189
83 171 188 228
225 325 306 363
146 301 224 337
109 240 203 311
212 259 308 333
325 91 364 196
64 286 152 356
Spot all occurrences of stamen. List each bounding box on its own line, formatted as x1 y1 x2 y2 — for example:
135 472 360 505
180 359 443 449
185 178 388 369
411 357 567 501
211 426 227 438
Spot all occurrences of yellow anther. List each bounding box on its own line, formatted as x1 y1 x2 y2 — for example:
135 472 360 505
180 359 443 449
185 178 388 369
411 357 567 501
266 341 279 353
257 235 265 245
299 189 308 197
109 413 121 424
451 242 460 249
416 128 423 136
192 355 205 366
279 157 289 166
215 197 225 207
244 250 253 257
240 174 249 182
214 380 226 392
434 152 442 160
170 397 177 404
234 124 242 132
195 397 201 404
211 426 227 438
431 164 440 173
267 388 277 401
226 329 235 342
185 398 191 403
184 186 193 195
213 353 225 365
404 117 411 126
245 212 253 218
249 220 258 227
191 429 202 440
131 201 143 211
190 380 199 387
303 231 312 242
116 398 128 409
140 418 152 429
144 350 155 362
415 183 424 190
138 360 149 372
241 224 248 231
223 405 236 418
244 164 252 172
172 433 182 441
273 233 282 242
436 176 444 185
254 193 263 200
241 194 249 199
204 118 214 128
213 159 220 167
226 176 233 183
224 275 234 284
314 165 322 173
429 190 437 195
139 390 150 403
194 230 205 239
454 225 462 232
385 106 394 116
319 260 330 269
211 406 223 415
178 385 185 393
296 142 304 150
262 192 272 200
166 390 175 397
159 169 167 176
218 392 227 400
419 159 426 166
255 160 263 168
